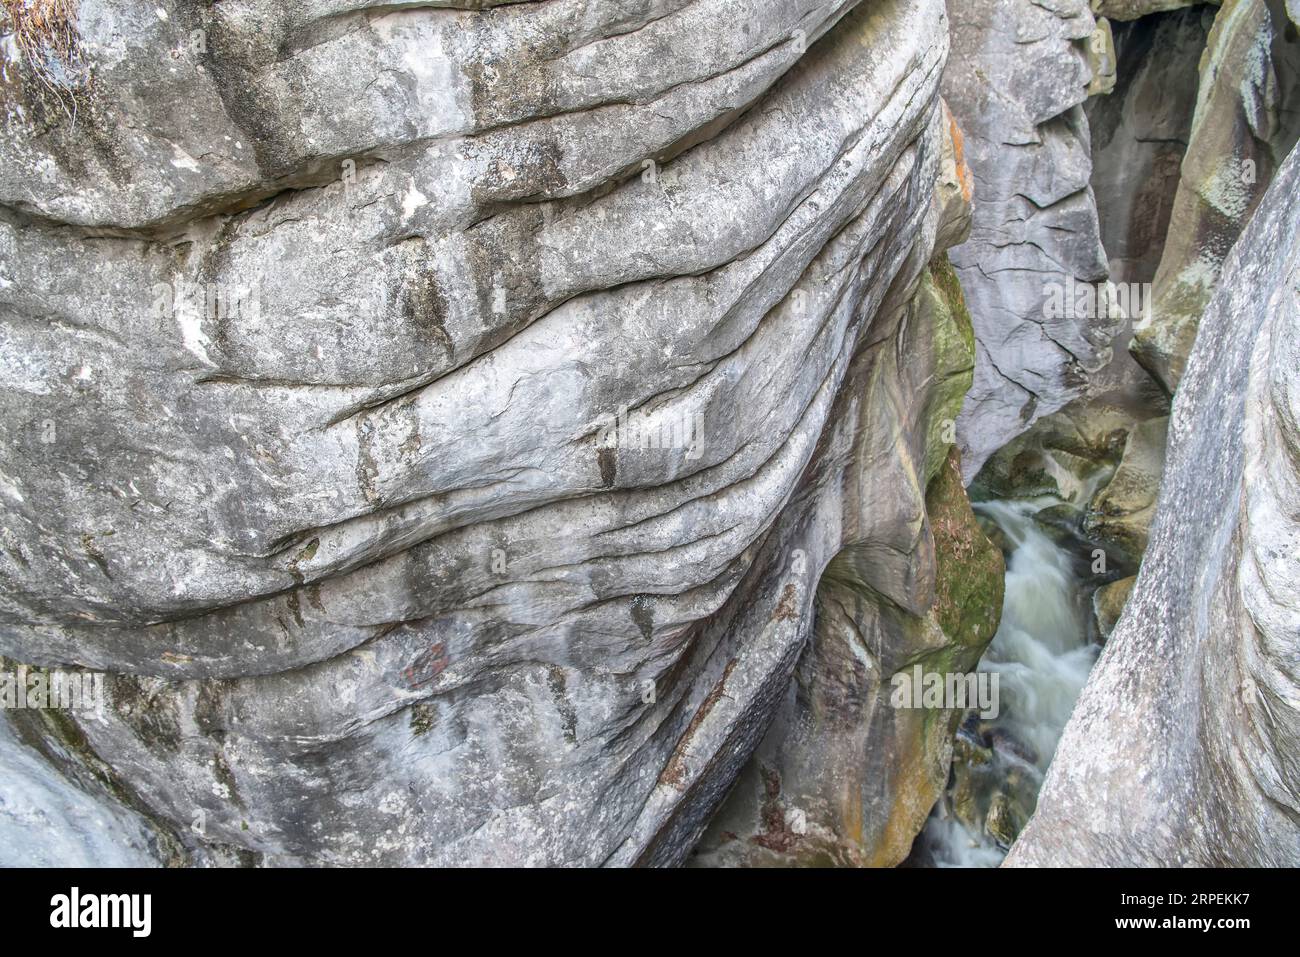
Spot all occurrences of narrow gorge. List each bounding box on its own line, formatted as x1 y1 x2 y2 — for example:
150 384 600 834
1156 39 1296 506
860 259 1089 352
0 0 1297 872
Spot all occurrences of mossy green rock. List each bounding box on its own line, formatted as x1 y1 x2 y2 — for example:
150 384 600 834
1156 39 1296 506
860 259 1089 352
928 447 1005 649
970 401 1133 503
1083 416 1168 571
693 250 1006 868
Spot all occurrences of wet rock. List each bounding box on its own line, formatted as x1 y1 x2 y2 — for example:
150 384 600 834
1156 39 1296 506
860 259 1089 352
948 732 995 831
1032 503 1087 546
971 395 1171 574
1008 139 1300 867
1082 416 1168 569
985 763 1039 849
977 516 1012 557
1091 575 1136 637
970 402 1132 503
987 728 1040 768
985 792 1021 848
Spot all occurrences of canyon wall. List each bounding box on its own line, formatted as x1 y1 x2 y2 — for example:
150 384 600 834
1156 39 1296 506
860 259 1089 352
1008 142 1300 867
0 0 986 865
1086 6 1210 289
1130 0 1300 393
9 0 1294 871
941 0 1115 479
694 249 1006 868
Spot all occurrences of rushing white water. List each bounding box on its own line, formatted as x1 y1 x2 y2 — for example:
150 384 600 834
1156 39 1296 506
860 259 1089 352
0 715 159 867
916 494 1101 867
977 497 1100 772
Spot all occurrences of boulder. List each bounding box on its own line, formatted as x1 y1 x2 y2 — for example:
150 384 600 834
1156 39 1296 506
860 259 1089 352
1091 575 1135 638
1082 415 1168 569
969 402 1132 503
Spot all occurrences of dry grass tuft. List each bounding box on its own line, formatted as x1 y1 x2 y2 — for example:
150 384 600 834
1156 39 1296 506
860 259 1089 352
2 0 86 114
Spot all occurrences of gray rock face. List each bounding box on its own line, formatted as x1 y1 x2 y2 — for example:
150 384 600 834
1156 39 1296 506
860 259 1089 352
1086 6 1210 286
692 250 1006 868
1007 144 1300 867
1 0 959 865
942 0 1117 479
1130 0 1300 393
0 713 161 867
2 0 858 230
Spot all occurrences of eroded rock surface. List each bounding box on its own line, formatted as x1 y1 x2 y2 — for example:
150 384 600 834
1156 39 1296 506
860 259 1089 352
1080 413 1167 569
1 0 964 865
942 0 1116 479
1130 0 1300 393
693 252 1004 868
1090 574 1133 638
1008 144 1300 867
1086 6 1210 286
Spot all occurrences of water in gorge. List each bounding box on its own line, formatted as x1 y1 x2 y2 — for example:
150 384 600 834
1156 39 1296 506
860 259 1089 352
907 487 1109 867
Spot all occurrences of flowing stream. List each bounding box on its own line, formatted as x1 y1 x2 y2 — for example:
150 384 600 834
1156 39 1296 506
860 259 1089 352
909 491 1105 867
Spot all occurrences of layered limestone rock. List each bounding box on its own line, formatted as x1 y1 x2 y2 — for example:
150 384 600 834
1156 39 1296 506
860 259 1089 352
0 0 963 865
1130 0 1300 393
0 686 167 867
1007 144 1300 867
692 252 1005 868
942 0 1116 479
